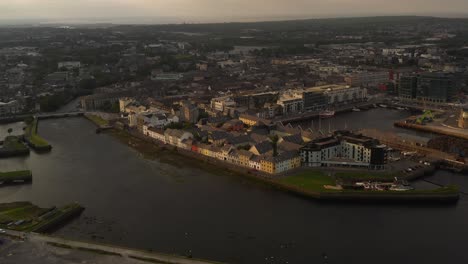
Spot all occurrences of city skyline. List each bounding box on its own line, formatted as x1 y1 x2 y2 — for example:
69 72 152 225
1 0 468 24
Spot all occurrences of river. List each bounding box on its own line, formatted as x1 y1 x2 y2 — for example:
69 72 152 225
0 116 468 264
297 107 433 142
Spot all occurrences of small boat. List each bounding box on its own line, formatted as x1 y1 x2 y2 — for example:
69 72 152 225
396 107 405 110
319 110 335 118
379 104 388 108
352 107 361 112
389 185 414 191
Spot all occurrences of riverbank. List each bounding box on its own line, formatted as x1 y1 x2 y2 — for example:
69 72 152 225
24 118 52 152
1 230 223 264
395 120 468 141
105 127 459 204
0 202 84 233
274 170 459 203
0 170 32 185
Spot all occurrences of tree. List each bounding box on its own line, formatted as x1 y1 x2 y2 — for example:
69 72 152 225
269 135 279 157
7 128 13 135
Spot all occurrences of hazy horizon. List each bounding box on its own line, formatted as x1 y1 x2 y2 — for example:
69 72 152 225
1 0 468 25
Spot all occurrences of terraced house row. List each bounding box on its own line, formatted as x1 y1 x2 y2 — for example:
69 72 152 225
142 118 387 174
142 123 303 175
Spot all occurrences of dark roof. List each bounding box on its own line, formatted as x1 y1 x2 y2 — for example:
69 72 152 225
302 136 340 150
263 151 299 163
210 131 230 141
251 141 273 155
281 134 304 145
227 135 251 145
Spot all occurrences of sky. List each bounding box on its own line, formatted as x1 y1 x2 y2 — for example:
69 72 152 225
1 0 468 24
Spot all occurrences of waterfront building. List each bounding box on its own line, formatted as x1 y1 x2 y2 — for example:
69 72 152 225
238 149 254 167
249 155 262 170
459 108 468 129
398 76 418 100
0 100 20 116
321 85 367 106
277 92 304 114
416 73 457 103
249 141 274 156
227 149 241 165
302 88 328 111
260 151 301 174
300 131 388 170
164 129 194 149
136 113 179 130
143 126 166 143
399 72 458 103
80 93 124 111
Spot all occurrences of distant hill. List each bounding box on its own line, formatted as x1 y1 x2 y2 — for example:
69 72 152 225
112 16 468 33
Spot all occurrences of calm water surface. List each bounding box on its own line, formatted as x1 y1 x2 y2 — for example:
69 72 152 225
0 116 467 264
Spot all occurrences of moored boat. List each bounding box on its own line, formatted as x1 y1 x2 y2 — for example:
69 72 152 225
319 110 335 118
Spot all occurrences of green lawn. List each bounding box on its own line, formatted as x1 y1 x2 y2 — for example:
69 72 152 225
335 171 396 181
86 114 109 126
278 171 336 192
0 202 83 232
1 136 28 151
277 170 459 197
0 170 32 182
24 119 50 147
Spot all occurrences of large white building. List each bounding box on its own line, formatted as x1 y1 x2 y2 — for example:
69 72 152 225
300 131 387 170
284 85 368 111
323 85 368 105
277 92 304 114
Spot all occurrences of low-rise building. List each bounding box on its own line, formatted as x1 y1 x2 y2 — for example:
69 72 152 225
143 126 166 143
0 100 20 116
164 129 194 149
81 93 125 111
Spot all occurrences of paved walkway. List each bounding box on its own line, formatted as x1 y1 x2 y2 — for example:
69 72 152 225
1 230 222 264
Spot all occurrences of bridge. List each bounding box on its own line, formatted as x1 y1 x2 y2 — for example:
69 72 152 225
35 111 85 119
0 111 86 123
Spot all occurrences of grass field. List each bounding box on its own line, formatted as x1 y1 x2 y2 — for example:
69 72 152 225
334 171 397 181
0 202 83 232
278 171 336 193
24 119 50 147
277 170 459 198
86 114 109 126
0 170 32 182
1 136 28 151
